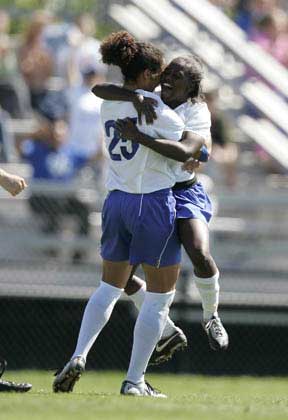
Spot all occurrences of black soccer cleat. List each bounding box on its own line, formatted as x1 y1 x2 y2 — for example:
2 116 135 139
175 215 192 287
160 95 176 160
53 356 86 393
149 328 188 366
203 316 229 351
0 359 32 392
0 379 32 393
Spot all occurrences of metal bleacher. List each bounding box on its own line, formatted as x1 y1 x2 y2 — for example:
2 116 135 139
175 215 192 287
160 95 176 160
0 161 104 299
109 0 288 170
1 1 288 312
105 0 288 314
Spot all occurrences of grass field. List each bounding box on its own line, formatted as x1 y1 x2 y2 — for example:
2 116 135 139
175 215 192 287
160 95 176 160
0 371 288 420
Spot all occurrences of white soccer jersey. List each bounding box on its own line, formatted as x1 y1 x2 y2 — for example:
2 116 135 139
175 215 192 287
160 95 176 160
172 101 211 183
101 90 184 193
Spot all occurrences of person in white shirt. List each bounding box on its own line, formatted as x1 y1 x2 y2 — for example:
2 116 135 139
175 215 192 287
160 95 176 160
93 55 229 362
68 63 105 158
53 31 204 398
67 60 107 187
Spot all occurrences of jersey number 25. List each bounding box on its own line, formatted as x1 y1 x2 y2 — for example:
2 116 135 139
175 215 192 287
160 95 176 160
105 119 139 161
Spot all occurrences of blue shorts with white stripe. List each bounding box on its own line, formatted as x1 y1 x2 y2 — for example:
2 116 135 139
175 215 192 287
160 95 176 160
101 188 181 267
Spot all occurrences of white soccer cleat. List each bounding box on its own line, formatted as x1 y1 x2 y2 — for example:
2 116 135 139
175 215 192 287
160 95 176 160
53 356 86 393
203 316 229 351
120 380 167 398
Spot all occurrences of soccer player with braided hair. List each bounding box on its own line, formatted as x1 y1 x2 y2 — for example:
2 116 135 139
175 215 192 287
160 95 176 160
93 49 229 363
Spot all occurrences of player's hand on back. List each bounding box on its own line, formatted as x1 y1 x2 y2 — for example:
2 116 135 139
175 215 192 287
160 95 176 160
132 94 158 125
0 170 27 196
116 118 140 142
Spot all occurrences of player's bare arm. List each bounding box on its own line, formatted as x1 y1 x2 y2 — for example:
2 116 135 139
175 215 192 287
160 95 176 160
92 83 158 124
0 169 27 196
116 117 205 163
205 134 212 154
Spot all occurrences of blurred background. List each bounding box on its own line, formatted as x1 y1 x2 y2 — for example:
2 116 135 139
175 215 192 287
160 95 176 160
0 0 288 376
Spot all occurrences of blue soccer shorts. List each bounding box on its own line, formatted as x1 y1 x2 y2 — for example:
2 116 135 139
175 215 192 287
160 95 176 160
101 188 181 267
173 181 213 223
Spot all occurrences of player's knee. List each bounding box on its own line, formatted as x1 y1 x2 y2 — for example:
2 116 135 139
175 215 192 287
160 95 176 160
124 275 145 296
190 245 212 269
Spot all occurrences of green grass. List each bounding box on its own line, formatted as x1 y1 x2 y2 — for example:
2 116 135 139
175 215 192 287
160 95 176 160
0 371 288 420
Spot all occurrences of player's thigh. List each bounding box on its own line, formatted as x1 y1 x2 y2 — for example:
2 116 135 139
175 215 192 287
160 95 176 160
142 263 180 293
102 259 133 289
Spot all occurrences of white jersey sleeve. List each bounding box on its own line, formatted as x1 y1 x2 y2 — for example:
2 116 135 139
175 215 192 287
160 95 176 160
184 102 211 139
172 101 211 183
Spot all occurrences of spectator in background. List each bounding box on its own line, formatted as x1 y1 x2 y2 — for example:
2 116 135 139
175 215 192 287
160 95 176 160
68 13 101 86
16 98 92 263
42 19 81 84
206 88 238 188
234 0 282 35
18 12 54 111
42 13 101 87
0 10 20 117
250 12 288 67
0 10 16 81
67 60 106 181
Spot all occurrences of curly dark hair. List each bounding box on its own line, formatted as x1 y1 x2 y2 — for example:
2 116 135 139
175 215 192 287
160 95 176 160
100 31 164 82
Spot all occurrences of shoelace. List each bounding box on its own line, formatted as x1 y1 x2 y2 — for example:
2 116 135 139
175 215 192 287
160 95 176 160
211 319 223 337
145 381 161 395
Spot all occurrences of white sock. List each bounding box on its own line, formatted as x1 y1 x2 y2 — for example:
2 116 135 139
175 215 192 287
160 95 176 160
129 284 146 311
72 281 123 361
129 283 178 339
126 290 175 385
161 317 178 338
194 271 220 322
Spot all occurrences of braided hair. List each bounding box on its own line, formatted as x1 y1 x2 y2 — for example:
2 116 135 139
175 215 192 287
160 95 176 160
176 55 204 102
